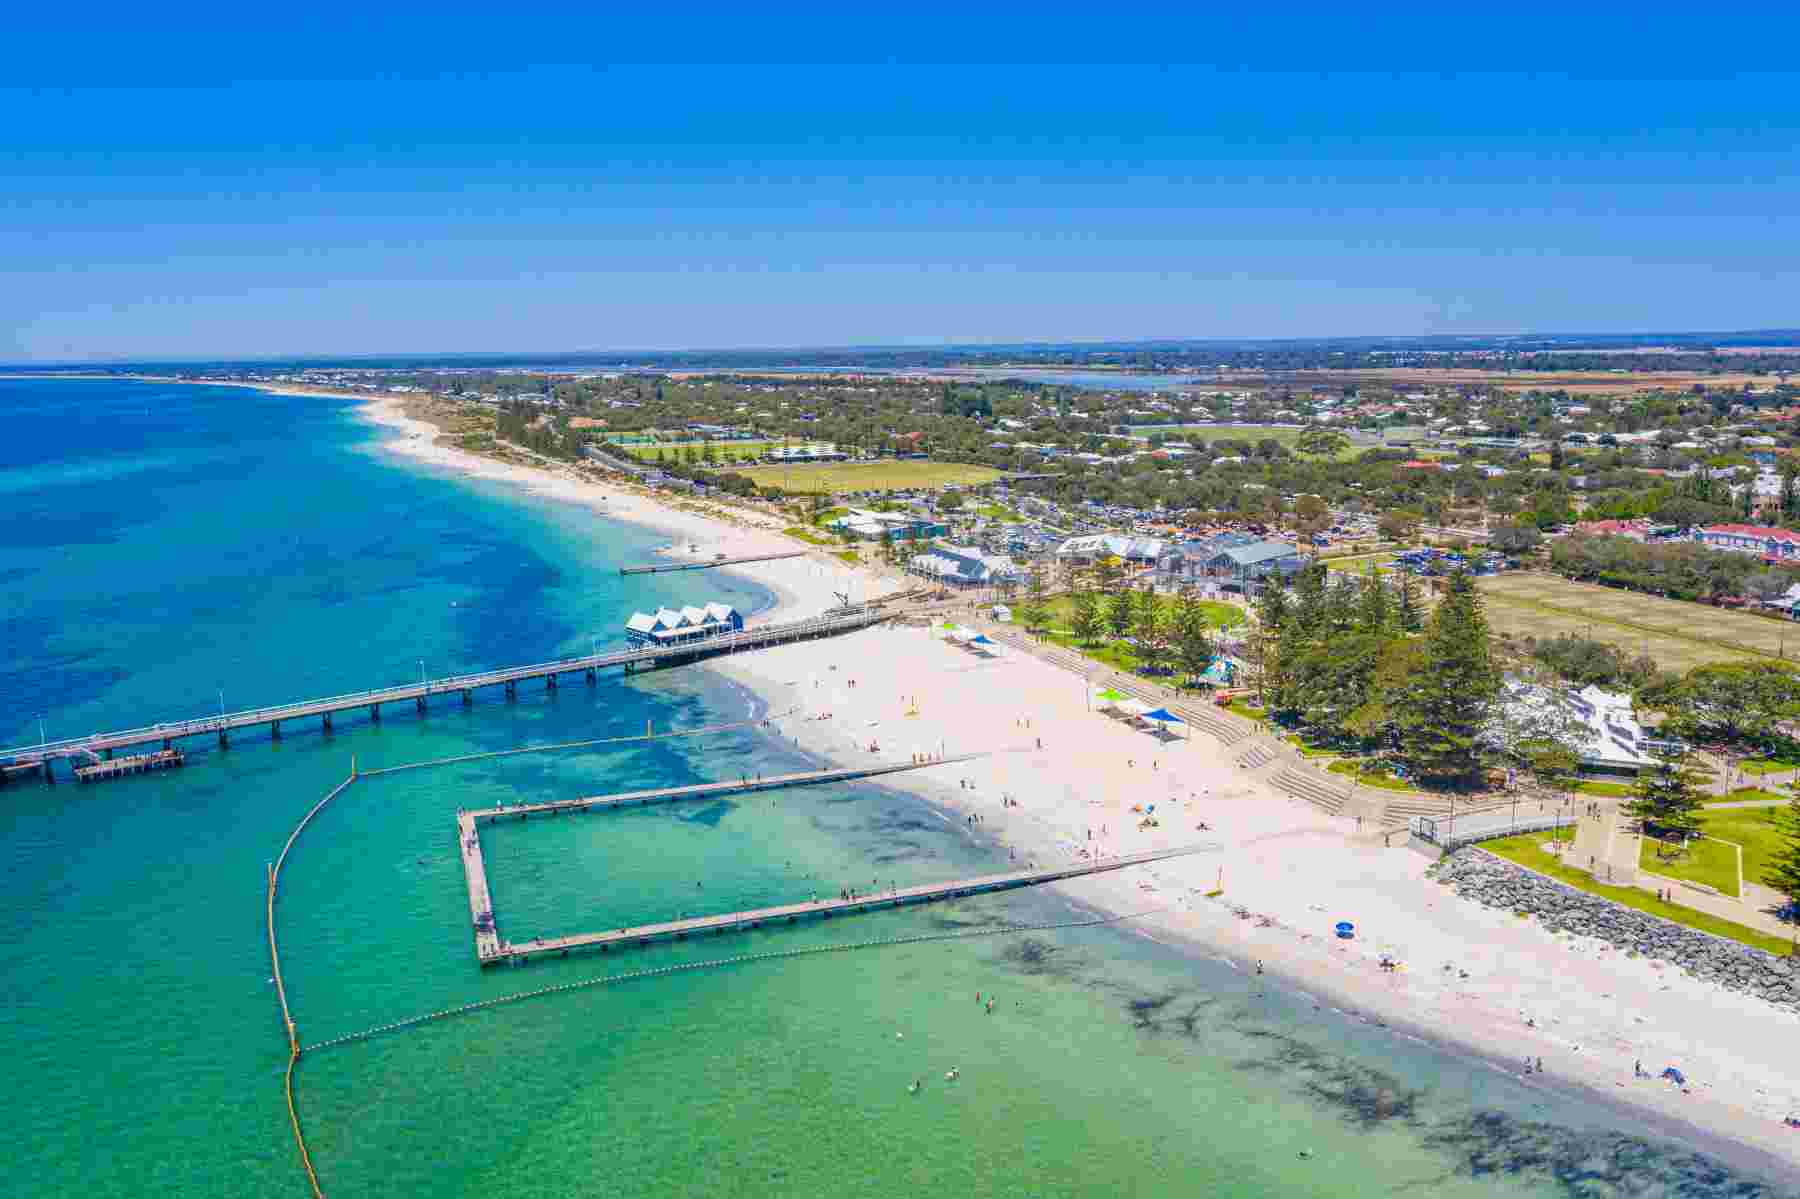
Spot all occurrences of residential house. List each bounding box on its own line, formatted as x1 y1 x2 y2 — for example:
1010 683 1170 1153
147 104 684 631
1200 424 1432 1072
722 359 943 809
1693 523 1800 562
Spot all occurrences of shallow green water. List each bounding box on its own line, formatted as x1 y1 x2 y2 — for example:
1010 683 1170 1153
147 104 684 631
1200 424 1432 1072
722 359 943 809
2 380 1792 1198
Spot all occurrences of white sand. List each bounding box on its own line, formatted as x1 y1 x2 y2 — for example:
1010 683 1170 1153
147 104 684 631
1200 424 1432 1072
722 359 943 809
353 390 1800 1174
356 395 857 620
710 623 1800 1173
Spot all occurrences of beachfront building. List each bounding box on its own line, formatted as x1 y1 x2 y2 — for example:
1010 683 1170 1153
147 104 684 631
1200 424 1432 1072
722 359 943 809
1492 682 1674 774
1156 532 1259 586
1055 533 1165 565
908 544 1024 589
624 601 744 648
1693 523 1800 562
1201 539 1305 592
826 507 948 542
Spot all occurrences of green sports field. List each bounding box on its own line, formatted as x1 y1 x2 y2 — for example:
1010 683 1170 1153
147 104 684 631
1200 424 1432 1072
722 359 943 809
736 460 1004 494
1476 572 1800 672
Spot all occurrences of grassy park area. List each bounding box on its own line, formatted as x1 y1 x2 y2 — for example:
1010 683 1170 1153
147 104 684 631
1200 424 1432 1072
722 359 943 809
1697 806 1791 889
1479 833 1793 956
1326 758 1420 791
738 460 1003 495
782 526 838 547
1712 786 1786 806
1638 836 1741 897
1167 425 1365 461
1477 572 1800 672
1025 592 1245 675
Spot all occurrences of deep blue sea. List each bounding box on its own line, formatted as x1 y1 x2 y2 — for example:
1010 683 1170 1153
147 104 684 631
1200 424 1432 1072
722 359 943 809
3 378 1793 1198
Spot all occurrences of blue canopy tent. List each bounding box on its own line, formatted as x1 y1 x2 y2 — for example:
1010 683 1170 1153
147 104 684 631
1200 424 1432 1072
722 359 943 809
1140 707 1187 741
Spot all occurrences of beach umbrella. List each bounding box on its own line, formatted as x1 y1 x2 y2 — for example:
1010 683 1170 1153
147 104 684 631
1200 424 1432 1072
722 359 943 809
1140 707 1183 724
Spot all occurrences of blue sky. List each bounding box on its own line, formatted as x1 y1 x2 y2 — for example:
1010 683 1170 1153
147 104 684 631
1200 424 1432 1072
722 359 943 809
4 8 1797 362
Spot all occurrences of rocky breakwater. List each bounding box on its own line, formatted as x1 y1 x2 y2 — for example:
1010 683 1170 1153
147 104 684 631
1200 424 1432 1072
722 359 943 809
1431 849 1798 1013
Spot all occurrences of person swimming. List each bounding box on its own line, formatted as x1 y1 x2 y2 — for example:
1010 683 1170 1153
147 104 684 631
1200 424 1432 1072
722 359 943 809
908 1079 921 1095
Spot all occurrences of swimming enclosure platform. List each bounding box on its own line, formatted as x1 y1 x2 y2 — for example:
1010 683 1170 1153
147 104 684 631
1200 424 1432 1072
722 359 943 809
475 846 1210 964
454 755 1212 965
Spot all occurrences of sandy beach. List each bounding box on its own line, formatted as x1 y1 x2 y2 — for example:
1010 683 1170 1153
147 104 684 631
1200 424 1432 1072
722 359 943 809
709 622 1800 1175
348 388 1800 1177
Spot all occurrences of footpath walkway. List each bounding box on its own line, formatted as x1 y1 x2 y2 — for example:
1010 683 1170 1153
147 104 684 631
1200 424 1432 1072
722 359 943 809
1566 799 1795 940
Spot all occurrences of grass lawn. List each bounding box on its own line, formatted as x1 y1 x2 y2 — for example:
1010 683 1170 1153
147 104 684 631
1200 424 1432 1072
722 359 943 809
1225 699 1265 721
1042 632 1140 674
1573 781 1635 797
974 504 1019 521
619 439 776 463
1284 734 1344 759
1026 593 1245 676
1322 552 1401 575
1698 807 1792 889
1326 759 1421 791
1167 425 1364 462
1478 834 1793 956
832 550 861 565
1638 835 1741 897
1711 786 1786 806
1476 572 1799 672
1740 757 1800 777
1038 593 1244 632
783 526 838 547
739 460 1003 495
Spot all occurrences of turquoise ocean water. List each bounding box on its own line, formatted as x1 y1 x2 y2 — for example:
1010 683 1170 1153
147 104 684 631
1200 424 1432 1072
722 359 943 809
2 378 1792 1198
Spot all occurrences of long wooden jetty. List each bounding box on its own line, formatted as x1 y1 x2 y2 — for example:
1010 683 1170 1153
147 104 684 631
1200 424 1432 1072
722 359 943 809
475 845 1211 965
619 550 805 576
2 606 887 779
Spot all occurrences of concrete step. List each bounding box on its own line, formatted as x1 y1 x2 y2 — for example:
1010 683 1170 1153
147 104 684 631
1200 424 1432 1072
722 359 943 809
1272 765 1348 816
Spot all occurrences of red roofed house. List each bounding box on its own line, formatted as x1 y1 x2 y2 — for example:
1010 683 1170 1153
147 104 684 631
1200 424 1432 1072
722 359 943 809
1693 523 1800 562
1400 459 1441 470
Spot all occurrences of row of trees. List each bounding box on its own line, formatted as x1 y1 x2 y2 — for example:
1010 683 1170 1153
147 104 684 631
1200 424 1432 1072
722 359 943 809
1548 534 1797 602
1257 565 1497 785
1009 574 1221 687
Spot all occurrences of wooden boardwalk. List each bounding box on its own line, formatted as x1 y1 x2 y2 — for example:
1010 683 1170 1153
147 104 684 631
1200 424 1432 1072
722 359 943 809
467 756 984 824
479 845 1213 965
456 812 501 960
3 606 887 777
619 550 805 576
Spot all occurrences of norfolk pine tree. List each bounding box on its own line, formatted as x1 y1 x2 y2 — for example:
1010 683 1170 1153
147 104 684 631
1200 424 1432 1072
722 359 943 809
1394 568 1500 786
1104 588 1135 641
1764 794 1800 950
1172 594 1214 686
1626 742 1709 858
1070 591 1102 646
